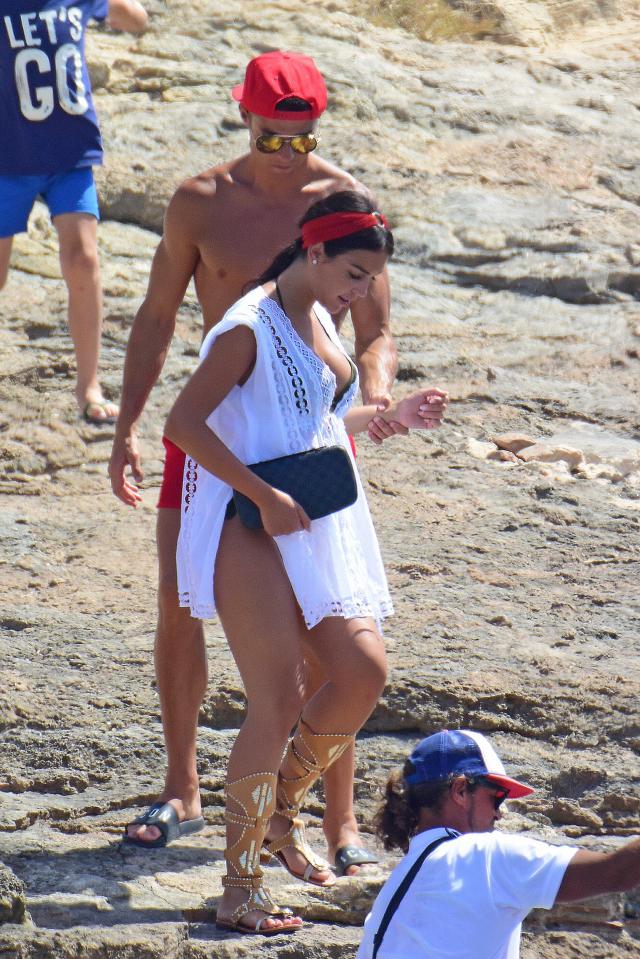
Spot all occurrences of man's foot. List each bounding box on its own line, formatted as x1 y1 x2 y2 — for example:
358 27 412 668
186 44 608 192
333 844 380 877
263 811 334 886
216 886 303 936
124 797 203 847
326 823 378 878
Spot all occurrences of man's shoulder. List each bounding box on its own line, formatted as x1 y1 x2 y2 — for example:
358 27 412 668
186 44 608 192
453 830 564 865
168 156 255 216
163 163 234 237
304 157 372 200
172 164 230 204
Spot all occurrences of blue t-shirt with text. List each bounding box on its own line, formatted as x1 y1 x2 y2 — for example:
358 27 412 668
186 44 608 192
0 0 108 174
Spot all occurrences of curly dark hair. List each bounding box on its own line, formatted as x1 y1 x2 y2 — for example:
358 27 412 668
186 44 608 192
373 762 450 853
374 761 488 853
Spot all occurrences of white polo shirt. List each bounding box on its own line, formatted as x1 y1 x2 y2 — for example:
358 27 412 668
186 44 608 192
357 827 577 959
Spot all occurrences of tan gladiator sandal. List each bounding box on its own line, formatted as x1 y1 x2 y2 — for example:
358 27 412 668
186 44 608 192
216 771 301 936
263 718 353 886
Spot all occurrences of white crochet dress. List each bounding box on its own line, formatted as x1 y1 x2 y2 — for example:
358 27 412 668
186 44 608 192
176 286 393 630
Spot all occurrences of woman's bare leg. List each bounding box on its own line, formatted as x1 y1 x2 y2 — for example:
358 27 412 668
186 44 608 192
303 644 365 875
268 617 387 875
296 616 386 742
214 515 307 931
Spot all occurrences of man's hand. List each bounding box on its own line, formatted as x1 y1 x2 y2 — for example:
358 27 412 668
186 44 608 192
367 398 408 445
109 433 144 507
362 388 406 445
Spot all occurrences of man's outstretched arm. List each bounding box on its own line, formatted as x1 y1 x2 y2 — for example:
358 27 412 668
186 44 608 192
556 837 640 902
109 188 201 506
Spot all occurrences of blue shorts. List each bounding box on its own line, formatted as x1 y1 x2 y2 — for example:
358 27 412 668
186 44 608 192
0 168 100 238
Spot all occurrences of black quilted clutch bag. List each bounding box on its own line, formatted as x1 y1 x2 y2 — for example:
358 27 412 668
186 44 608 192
233 445 358 530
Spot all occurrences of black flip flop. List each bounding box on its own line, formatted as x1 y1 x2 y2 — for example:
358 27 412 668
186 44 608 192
334 845 380 877
82 400 118 426
122 801 205 848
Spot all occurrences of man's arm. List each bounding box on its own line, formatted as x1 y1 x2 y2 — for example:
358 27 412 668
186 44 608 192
107 0 148 32
349 266 396 406
555 838 640 902
109 186 202 506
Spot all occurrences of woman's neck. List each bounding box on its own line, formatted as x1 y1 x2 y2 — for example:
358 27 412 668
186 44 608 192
275 259 316 322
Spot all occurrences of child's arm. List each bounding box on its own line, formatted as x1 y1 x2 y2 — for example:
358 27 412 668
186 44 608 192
107 0 148 33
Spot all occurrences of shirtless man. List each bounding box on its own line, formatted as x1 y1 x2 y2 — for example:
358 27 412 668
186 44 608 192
109 51 429 878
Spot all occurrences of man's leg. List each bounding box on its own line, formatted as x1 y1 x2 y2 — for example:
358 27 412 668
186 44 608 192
126 507 208 842
303 642 376 876
0 236 13 289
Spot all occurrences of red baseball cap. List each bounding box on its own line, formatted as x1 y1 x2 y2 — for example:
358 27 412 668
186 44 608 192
232 51 327 120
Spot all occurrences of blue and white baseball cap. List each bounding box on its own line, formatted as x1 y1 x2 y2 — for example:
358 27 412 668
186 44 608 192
405 730 534 798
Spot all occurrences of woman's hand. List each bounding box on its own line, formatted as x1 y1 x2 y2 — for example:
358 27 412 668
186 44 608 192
258 488 311 537
346 388 449 439
391 387 449 431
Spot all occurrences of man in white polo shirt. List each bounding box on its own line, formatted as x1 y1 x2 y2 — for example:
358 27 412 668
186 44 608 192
357 729 640 959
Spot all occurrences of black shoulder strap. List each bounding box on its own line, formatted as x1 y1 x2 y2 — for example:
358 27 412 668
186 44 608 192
371 829 457 959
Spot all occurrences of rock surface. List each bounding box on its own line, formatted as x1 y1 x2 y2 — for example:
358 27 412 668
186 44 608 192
0 863 26 926
0 1 639 957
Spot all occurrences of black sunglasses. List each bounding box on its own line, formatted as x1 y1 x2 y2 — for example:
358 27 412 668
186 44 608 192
489 787 509 811
468 778 509 810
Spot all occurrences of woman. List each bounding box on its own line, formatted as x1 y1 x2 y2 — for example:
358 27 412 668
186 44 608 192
165 191 448 935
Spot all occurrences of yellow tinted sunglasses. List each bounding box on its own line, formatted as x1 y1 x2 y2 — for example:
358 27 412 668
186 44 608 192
255 132 319 155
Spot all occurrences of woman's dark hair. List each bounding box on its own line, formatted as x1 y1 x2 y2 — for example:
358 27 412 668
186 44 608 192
373 760 453 854
254 190 394 289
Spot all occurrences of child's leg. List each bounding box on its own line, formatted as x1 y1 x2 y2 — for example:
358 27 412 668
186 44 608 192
54 211 110 413
0 237 13 290
0 173 37 288
47 168 117 422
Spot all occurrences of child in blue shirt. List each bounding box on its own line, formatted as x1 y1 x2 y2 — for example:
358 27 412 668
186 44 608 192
0 0 147 424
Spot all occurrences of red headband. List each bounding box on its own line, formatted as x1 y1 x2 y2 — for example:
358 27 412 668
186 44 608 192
301 211 389 249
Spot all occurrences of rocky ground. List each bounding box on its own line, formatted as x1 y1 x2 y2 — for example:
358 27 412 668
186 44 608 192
1 1 639 956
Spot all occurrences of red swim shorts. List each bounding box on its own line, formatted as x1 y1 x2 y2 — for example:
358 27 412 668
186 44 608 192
157 436 185 509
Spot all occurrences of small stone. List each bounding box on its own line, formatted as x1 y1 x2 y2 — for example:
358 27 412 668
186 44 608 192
487 449 519 463
550 798 604 829
0 862 26 924
626 244 640 266
490 432 537 454
487 614 513 627
562 825 584 838
516 444 585 468
467 438 497 460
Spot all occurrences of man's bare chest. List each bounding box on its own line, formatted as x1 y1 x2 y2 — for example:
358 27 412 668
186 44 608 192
199 204 306 280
